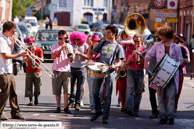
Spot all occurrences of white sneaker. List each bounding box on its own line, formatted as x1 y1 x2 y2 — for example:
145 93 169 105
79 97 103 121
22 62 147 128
91 109 95 114
80 100 84 107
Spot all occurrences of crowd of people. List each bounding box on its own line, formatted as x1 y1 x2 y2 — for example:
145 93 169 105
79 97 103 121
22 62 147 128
0 20 192 126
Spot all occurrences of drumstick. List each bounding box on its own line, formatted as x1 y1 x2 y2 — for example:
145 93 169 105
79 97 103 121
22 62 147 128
91 26 97 37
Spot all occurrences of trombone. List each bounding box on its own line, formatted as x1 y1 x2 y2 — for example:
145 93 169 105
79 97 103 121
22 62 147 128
15 38 54 78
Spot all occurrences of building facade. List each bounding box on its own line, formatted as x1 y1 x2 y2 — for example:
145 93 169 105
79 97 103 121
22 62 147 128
49 0 112 26
0 0 13 21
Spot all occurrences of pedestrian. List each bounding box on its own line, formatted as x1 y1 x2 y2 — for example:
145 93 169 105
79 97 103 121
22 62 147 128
68 31 88 111
0 21 28 120
13 16 19 23
88 25 124 124
51 30 74 113
23 37 44 106
172 33 190 113
145 26 183 125
49 17 53 30
124 33 145 117
189 34 194 50
45 17 49 30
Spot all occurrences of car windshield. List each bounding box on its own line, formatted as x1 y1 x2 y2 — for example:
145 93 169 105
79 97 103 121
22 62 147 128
30 22 37 26
25 19 36 22
77 25 89 29
18 26 26 32
35 31 58 41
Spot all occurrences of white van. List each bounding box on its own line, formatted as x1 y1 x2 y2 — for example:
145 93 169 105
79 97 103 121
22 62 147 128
24 16 38 24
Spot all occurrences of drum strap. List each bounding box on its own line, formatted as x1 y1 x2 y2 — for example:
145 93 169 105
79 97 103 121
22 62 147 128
110 43 118 66
93 41 106 61
173 44 178 61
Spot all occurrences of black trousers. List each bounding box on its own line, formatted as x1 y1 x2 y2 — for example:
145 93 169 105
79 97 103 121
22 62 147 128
148 73 159 114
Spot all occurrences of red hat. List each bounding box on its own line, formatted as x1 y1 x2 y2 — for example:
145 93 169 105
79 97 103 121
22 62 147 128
25 37 35 43
91 34 100 41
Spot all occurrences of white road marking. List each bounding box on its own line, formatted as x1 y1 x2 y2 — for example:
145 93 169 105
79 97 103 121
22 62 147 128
32 114 40 116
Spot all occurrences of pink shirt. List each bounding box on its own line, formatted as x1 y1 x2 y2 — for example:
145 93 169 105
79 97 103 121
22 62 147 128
182 46 190 74
126 45 145 71
51 43 73 72
145 41 183 93
86 49 100 62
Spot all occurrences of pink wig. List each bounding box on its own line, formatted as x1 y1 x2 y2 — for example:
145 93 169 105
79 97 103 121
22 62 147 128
70 31 87 45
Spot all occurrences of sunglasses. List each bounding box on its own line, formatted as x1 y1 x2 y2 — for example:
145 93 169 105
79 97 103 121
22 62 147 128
12 30 16 34
58 37 68 40
74 39 80 41
134 41 140 42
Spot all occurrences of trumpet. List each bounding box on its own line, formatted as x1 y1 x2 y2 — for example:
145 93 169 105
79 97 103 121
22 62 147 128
62 40 73 58
15 38 54 78
115 63 127 81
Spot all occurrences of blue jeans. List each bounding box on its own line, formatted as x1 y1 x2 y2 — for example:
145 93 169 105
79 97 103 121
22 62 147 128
87 75 104 110
157 78 176 120
69 67 85 106
126 69 144 114
93 71 115 119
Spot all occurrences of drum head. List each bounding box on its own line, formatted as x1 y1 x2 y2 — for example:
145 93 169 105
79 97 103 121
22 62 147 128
87 62 109 72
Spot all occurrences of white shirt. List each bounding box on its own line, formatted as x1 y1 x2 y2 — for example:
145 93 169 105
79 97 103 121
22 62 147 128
14 18 19 23
0 34 13 74
143 28 151 35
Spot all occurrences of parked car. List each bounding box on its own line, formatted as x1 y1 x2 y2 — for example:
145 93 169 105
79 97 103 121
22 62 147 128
29 22 40 38
16 23 30 40
35 30 59 59
89 32 104 39
81 21 93 29
74 24 90 33
24 16 38 24
91 22 105 32
26 23 32 36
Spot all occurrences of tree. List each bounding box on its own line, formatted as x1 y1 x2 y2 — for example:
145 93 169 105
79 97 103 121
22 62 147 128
15 0 36 17
12 0 17 20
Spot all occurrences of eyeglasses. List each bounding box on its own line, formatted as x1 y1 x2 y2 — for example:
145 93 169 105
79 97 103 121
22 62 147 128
12 30 16 34
58 37 68 40
74 39 80 41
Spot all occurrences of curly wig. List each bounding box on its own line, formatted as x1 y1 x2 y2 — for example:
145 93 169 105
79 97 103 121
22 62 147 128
156 25 173 39
70 31 87 45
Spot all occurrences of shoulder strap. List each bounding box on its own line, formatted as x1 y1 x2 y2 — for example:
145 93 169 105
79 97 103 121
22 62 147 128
173 43 178 61
110 43 118 66
93 40 106 61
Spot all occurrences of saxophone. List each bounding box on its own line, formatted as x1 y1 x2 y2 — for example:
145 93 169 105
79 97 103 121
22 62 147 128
115 63 127 81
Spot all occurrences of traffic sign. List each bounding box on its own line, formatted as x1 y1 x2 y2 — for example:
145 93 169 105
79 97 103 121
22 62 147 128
154 0 164 8
165 18 178 23
154 23 163 29
167 0 177 9
112 10 117 16
155 17 162 23
156 12 177 18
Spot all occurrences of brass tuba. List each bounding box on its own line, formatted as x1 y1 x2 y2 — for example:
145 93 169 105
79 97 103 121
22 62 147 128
124 13 146 36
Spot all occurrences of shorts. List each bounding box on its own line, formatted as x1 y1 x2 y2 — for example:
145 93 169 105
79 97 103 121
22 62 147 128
52 70 71 95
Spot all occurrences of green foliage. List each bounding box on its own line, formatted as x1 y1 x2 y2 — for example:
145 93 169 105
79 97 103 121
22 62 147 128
12 0 17 20
15 0 36 17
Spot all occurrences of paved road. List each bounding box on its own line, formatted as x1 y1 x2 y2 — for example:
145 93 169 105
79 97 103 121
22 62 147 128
1 26 194 129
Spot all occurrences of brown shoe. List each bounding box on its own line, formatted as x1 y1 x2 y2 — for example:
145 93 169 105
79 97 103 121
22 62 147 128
75 105 80 110
27 101 33 106
149 113 158 118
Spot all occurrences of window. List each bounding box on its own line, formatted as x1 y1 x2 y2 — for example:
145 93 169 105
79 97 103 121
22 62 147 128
103 0 108 7
84 0 93 6
59 0 67 7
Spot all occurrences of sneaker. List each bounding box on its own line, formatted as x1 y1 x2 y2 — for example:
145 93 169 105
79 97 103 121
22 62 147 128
80 100 84 107
149 113 158 119
91 110 95 114
64 107 71 114
27 101 33 106
54 107 61 113
168 118 174 125
75 105 80 110
102 117 108 124
12 114 25 120
0 115 8 121
34 97 38 105
90 112 102 121
159 118 167 124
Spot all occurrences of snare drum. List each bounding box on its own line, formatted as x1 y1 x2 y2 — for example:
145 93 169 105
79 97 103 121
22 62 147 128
87 62 109 79
150 54 180 88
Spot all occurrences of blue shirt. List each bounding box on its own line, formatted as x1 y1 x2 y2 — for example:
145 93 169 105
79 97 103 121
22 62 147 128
93 41 124 67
